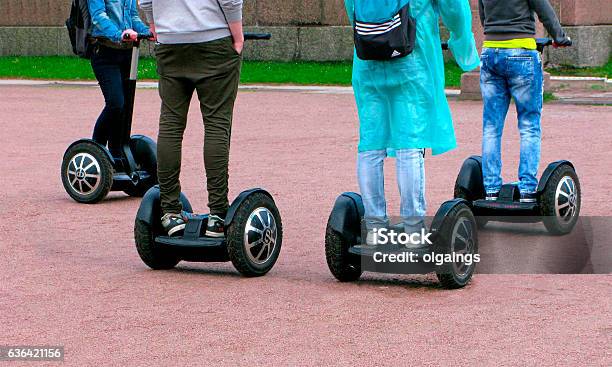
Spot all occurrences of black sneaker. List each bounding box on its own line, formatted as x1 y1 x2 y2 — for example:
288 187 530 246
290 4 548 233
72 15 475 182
486 192 499 201
520 192 537 203
161 213 187 236
205 215 225 238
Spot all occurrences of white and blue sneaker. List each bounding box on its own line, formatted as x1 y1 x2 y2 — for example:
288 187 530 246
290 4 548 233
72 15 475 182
205 215 225 238
161 213 187 237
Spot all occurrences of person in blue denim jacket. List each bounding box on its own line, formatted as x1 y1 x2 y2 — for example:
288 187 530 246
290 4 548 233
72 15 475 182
478 0 571 203
87 0 150 156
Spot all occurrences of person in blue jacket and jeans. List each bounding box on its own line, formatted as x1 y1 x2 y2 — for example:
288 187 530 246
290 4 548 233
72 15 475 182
88 0 150 157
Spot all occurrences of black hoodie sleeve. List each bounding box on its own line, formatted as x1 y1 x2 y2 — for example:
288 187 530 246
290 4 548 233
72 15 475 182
528 0 566 43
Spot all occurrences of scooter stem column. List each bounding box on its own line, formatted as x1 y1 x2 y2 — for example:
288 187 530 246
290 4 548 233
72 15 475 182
121 40 141 181
129 42 140 81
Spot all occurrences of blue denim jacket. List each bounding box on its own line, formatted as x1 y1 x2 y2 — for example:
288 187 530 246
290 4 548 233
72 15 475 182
88 0 149 43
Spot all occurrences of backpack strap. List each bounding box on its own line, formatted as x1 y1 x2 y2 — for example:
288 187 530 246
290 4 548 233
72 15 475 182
353 0 412 23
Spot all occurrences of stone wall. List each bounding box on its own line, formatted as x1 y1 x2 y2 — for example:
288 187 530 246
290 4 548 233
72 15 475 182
0 0 350 27
0 0 609 66
0 0 73 26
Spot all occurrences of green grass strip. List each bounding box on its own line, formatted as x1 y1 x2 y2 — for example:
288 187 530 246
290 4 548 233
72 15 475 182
3 55 606 92
0 56 465 87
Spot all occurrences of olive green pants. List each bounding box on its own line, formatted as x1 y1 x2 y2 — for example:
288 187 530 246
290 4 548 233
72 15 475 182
155 37 242 216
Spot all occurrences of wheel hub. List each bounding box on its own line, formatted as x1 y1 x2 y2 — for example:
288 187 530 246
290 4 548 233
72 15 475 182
66 152 101 195
244 207 277 265
263 228 274 246
555 176 578 224
451 216 475 279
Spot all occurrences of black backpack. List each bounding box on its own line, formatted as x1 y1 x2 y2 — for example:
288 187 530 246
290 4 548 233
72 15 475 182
66 0 94 59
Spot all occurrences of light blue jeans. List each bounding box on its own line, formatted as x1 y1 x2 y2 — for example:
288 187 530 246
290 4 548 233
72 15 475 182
357 149 426 231
480 47 543 194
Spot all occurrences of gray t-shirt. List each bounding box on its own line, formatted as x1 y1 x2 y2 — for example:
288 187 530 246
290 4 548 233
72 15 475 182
140 0 243 44
478 0 566 42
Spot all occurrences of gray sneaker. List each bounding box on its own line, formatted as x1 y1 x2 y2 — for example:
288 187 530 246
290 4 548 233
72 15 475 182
353 228 381 250
161 213 187 237
205 214 225 238
401 222 430 250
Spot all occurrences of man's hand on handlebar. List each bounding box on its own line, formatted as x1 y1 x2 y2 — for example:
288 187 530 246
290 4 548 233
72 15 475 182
148 23 157 42
553 36 572 48
121 29 138 42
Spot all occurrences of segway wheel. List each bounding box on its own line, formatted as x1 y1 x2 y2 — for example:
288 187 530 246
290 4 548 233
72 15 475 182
227 193 283 277
454 184 487 229
134 219 180 270
434 203 478 289
61 142 113 203
540 165 581 235
325 224 362 282
124 135 158 197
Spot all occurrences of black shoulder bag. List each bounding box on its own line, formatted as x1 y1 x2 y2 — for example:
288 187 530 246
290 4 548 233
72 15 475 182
353 1 433 61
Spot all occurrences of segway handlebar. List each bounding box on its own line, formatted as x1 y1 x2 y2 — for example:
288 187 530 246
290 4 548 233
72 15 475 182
244 33 272 41
122 33 153 41
439 38 572 53
116 32 269 42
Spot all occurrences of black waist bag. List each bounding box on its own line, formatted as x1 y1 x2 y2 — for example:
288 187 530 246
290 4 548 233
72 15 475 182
353 3 416 61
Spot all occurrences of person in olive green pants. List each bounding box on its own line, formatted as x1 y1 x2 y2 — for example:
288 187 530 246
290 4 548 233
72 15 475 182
141 0 244 237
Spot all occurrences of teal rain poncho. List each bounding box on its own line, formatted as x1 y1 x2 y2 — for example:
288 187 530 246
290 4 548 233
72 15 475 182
345 0 479 155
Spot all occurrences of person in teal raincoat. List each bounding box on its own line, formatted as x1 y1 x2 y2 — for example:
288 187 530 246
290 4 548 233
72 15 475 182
345 0 479 246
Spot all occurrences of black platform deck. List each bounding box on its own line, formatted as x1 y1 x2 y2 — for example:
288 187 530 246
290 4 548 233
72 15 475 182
153 215 230 262
155 236 226 248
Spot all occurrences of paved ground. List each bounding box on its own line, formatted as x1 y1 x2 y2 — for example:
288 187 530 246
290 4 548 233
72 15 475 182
0 85 610 366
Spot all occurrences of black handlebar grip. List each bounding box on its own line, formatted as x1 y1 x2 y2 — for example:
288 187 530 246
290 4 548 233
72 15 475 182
536 37 572 52
441 42 449 51
122 33 152 41
244 33 272 40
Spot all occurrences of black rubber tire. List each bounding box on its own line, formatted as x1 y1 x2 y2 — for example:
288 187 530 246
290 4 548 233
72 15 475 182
325 224 362 282
134 219 180 270
123 136 158 197
227 193 283 277
61 142 113 204
124 183 152 198
454 183 487 228
541 165 581 235
434 203 478 289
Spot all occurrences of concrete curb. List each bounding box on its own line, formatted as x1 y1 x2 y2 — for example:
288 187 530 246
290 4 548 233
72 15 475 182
0 79 462 96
